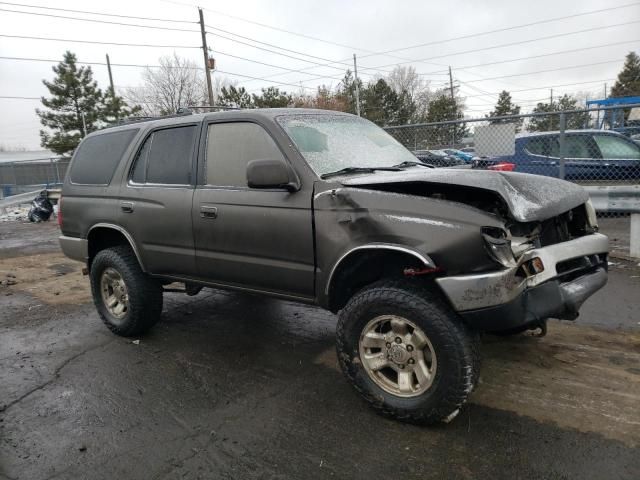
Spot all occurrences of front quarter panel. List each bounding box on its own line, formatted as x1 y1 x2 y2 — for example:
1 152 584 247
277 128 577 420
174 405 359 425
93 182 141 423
313 182 505 305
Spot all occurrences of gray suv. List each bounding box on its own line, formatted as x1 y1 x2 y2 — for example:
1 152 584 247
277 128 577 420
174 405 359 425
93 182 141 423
59 109 609 424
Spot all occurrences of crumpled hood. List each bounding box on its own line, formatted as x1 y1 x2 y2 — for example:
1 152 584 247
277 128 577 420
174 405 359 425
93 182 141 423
339 169 589 222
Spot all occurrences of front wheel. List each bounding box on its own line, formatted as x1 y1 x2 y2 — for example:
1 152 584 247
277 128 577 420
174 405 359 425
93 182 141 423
90 245 163 337
336 279 480 425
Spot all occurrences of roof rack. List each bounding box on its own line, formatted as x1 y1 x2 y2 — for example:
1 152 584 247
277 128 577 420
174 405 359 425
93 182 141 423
115 108 194 127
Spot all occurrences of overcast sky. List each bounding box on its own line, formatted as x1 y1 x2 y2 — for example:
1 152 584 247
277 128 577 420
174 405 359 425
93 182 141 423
0 0 638 150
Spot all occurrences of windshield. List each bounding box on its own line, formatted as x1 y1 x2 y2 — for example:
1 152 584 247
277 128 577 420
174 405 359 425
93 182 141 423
277 114 419 176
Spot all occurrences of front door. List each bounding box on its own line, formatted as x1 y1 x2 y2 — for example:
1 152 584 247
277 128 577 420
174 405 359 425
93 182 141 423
118 124 199 276
192 120 315 298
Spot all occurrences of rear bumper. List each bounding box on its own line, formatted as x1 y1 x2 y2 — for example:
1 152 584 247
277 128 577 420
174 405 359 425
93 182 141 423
435 233 609 332
59 235 88 263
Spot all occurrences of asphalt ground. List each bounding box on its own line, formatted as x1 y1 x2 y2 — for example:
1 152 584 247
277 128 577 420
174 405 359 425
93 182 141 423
1 221 639 480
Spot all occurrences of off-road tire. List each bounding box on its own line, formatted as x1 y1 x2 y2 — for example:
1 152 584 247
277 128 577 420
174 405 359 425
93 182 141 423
90 245 163 337
336 279 480 425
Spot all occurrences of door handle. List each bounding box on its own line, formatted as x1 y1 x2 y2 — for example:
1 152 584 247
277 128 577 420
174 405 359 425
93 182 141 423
121 201 134 213
200 205 218 219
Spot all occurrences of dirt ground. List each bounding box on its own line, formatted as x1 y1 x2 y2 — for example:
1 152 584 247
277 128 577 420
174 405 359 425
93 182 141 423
1 221 639 479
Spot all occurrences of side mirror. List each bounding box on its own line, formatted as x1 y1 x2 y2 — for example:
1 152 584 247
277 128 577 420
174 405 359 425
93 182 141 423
246 160 298 191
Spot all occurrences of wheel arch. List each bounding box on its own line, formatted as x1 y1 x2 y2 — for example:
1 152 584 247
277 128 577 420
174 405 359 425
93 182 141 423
324 244 436 312
87 223 146 272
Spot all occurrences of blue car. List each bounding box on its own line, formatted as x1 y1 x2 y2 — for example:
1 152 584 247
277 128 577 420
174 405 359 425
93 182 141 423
442 148 475 162
477 130 640 182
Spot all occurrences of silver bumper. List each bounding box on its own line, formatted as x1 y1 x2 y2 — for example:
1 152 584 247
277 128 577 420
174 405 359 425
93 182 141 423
59 235 88 263
436 233 609 312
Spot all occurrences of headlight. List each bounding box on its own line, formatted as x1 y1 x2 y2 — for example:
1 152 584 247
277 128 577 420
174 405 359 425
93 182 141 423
482 227 516 268
585 199 598 230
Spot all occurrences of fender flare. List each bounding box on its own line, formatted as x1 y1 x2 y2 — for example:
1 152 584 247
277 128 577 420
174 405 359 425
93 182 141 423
324 243 436 295
87 223 147 272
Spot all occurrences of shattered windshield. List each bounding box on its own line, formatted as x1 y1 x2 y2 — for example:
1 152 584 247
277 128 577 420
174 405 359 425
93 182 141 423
277 114 419 176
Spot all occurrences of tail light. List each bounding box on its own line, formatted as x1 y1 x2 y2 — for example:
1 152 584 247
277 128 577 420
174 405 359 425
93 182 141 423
487 162 516 171
57 195 63 228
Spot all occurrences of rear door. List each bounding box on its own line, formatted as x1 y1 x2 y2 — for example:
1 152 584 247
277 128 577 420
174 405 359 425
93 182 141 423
519 136 559 177
192 120 315 297
118 123 199 276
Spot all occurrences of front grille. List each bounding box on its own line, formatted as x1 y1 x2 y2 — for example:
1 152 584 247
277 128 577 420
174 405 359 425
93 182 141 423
556 253 607 281
539 204 590 247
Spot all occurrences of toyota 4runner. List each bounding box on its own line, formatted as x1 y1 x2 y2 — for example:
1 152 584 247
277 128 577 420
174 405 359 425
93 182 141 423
59 109 608 424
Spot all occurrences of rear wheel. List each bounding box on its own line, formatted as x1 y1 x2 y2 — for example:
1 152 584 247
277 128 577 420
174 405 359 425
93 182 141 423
336 279 479 424
90 245 163 337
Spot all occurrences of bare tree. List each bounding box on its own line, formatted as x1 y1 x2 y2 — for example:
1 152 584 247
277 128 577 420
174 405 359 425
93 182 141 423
386 66 431 121
124 53 207 116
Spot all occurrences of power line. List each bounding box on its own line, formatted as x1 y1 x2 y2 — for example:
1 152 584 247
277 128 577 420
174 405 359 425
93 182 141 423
357 1 640 61
206 25 386 76
460 60 622 84
0 34 200 49
0 56 319 91
420 39 640 76
227 2 640 86
461 78 617 99
367 20 640 72
0 95 40 100
0 7 200 32
0 1 196 23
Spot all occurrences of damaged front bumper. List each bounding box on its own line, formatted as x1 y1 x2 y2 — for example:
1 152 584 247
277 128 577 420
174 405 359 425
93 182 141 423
435 233 609 332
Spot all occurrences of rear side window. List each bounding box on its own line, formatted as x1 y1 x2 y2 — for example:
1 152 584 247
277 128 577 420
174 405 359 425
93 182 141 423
524 137 550 156
205 122 284 187
69 129 138 184
130 126 196 185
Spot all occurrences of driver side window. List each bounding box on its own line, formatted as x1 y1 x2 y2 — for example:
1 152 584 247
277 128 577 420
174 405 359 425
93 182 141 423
205 122 285 187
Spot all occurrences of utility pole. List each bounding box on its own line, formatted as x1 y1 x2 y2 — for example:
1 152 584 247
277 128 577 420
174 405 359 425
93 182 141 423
549 88 554 131
604 83 608 99
448 66 455 102
105 54 115 95
198 8 214 108
449 66 456 145
353 54 361 116
550 88 553 105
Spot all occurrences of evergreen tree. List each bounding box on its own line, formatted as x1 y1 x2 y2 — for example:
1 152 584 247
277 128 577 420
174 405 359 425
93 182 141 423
361 79 413 126
528 94 590 132
218 85 253 109
252 87 292 108
101 88 141 124
610 51 640 97
338 70 362 115
488 90 522 132
425 91 468 145
36 51 103 155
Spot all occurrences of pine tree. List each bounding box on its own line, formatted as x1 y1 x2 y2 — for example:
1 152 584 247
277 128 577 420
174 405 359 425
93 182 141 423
528 94 590 132
36 51 103 155
102 88 141 125
487 90 522 131
218 85 253 109
425 90 468 145
252 87 291 108
610 51 640 97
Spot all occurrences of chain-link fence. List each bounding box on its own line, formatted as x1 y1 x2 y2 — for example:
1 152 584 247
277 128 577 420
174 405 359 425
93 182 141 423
385 103 640 257
0 157 69 197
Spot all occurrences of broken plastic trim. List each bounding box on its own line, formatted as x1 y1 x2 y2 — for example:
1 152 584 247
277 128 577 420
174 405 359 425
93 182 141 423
482 228 516 268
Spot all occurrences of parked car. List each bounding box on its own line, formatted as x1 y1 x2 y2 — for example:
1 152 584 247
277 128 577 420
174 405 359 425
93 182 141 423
442 148 475 162
473 130 640 182
412 149 466 167
59 109 608 425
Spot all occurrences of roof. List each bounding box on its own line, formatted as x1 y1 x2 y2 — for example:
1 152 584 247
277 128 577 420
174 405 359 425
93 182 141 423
0 150 64 165
94 108 353 136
